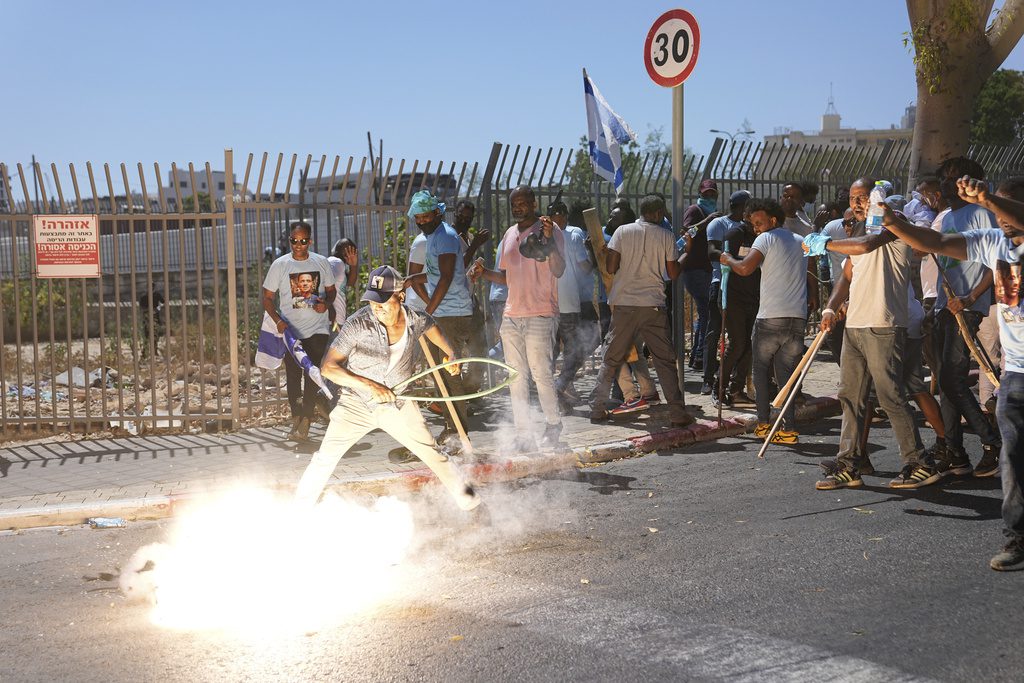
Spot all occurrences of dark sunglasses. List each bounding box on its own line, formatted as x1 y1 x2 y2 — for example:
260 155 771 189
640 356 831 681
290 238 311 245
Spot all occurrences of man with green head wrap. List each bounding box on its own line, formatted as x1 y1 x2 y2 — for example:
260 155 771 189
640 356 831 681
406 190 477 447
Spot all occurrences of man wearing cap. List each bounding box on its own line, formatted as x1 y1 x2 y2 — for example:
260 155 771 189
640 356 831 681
469 185 566 450
294 265 482 513
406 190 477 445
681 179 722 372
262 221 336 443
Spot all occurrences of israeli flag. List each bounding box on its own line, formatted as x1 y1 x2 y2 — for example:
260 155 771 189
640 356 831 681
584 69 637 194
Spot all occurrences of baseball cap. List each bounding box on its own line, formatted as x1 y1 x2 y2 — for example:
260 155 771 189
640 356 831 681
362 265 402 303
729 190 752 205
699 179 718 194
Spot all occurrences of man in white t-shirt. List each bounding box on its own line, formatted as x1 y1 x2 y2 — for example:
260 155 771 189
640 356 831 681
262 222 336 442
721 197 810 442
874 175 1024 572
327 237 359 326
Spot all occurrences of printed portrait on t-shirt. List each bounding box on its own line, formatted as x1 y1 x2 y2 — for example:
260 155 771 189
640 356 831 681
289 271 322 309
995 259 1023 321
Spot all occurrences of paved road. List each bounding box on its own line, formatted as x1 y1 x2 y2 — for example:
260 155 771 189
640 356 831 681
1 414 1018 682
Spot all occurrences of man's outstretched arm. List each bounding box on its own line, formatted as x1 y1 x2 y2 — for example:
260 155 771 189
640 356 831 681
878 203 968 262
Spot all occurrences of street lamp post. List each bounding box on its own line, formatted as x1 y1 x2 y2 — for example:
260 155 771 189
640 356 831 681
709 129 756 143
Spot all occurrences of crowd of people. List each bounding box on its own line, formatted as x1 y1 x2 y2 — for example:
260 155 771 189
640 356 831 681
260 159 1024 572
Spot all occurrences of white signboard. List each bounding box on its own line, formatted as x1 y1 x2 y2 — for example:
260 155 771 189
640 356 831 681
32 214 101 278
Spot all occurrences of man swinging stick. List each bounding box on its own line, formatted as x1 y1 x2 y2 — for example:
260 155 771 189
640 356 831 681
294 265 482 514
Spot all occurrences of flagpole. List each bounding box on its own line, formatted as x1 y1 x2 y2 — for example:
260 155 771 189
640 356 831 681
671 83 687 406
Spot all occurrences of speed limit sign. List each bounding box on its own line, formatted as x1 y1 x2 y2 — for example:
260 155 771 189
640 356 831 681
644 9 701 88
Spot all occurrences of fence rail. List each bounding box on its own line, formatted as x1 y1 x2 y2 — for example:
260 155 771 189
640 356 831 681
3 136 1024 437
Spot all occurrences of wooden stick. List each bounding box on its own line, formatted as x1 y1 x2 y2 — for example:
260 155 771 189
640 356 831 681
417 337 473 455
931 255 1000 389
771 328 827 409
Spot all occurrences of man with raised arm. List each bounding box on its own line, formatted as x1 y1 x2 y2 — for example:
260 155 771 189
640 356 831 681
802 178 937 491
867 176 1024 572
294 265 481 514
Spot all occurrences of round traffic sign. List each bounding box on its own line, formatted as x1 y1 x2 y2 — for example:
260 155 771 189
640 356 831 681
644 9 701 88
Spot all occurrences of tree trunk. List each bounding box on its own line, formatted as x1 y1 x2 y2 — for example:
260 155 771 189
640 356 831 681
905 0 1024 187
908 72 984 184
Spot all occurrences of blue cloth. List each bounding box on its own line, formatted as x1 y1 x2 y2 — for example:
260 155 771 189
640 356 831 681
407 190 446 218
937 205 998 316
750 229 807 320
584 71 636 192
423 222 473 317
965 228 1024 374
707 216 740 283
720 240 731 310
802 232 831 257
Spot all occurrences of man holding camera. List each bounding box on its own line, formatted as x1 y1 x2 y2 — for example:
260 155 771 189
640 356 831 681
469 185 565 450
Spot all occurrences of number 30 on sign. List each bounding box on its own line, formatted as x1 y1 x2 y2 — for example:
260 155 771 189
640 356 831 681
644 8 701 88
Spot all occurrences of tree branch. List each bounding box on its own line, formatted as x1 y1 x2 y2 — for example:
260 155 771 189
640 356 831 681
983 0 998 22
986 0 1024 71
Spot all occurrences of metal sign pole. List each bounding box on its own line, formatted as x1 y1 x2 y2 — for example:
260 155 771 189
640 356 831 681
671 83 686 402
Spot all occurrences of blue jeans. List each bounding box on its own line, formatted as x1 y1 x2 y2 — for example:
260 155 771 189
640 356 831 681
752 317 805 426
500 315 560 430
997 371 1024 539
682 269 711 361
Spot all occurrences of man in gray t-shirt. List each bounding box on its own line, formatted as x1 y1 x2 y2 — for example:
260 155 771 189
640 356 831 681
590 195 693 427
808 177 934 491
720 198 809 438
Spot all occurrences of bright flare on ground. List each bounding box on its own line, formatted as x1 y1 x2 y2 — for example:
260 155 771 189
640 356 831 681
123 487 414 634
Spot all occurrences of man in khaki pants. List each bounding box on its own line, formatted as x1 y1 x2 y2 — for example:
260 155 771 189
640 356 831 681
295 265 481 513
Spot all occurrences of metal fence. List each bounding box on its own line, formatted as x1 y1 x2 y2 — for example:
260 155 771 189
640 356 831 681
3 137 1023 437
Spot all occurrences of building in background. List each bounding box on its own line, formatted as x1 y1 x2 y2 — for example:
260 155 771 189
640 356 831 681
766 94 915 148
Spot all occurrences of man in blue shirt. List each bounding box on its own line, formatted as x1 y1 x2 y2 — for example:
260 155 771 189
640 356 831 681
872 175 1024 572
406 190 476 446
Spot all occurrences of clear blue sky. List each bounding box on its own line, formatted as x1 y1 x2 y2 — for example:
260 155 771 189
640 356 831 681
5 0 1024 188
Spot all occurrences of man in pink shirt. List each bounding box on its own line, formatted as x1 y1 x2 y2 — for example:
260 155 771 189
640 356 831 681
470 185 566 450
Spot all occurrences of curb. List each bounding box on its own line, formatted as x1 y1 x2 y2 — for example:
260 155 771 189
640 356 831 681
0 396 840 532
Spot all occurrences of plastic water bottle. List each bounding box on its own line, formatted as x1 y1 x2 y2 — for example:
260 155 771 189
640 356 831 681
865 181 888 233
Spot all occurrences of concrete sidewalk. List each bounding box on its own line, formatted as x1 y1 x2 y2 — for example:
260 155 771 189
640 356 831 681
0 358 843 530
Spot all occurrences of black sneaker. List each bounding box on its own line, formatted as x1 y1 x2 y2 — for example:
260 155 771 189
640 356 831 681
712 393 733 408
936 444 973 477
700 382 714 395
974 444 1001 478
815 461 863 490
990 537 1024 571
889 463 942 489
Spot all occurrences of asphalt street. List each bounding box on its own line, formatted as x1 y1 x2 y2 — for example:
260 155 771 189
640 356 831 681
1 413 1019 682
